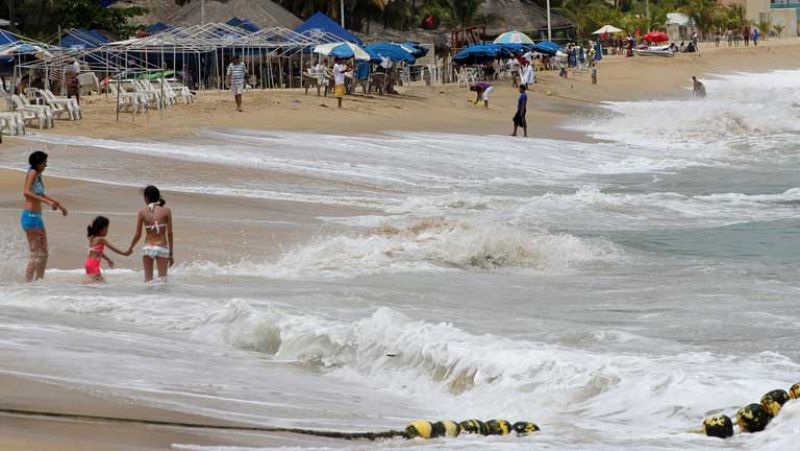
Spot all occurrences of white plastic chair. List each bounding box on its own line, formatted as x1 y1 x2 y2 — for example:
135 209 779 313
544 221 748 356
43 89 81 120
0 112 25 135
11 94 53 129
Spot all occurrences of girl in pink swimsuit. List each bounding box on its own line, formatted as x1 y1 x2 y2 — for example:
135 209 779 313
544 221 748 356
85 216 130 282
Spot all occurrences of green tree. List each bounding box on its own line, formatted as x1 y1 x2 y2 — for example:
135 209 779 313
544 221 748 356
773 23 785 37
755 20 771 40
555 0 608 40
684 0 718 37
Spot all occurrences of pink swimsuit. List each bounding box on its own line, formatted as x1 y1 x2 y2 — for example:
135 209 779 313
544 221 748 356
85 242 105 276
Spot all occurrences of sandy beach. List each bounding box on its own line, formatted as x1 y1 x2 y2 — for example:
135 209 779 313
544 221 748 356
2 38 800 450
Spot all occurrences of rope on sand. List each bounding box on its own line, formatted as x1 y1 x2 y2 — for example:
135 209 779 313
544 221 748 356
0 408 540 441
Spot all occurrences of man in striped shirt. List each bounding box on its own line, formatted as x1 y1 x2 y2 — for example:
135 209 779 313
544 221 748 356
226 55 247 112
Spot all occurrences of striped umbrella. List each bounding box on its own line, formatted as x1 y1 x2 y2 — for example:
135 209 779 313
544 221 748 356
493 30 534 45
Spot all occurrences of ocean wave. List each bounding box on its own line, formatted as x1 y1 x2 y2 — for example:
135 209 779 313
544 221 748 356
186 219 623 279
574 70 800 157
220 305 800 427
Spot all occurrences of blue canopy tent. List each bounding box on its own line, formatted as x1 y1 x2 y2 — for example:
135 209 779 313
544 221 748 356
531 40 561 55
294 12 363 45
226 17 261 33
495 43 534 55
0 31 20 65
0 30 19 46
146 22 174 35
56 28 107 49
364 43 415 63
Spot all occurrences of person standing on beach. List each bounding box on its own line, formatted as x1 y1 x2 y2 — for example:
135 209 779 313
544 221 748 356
692 76 706 98
332 58 350 109
226 55 247 112
519 61 534 88
21 151 68 282
743 26 750 46
127 185 174 283
65 59 81 105
512 85 528 138
753 28 760 46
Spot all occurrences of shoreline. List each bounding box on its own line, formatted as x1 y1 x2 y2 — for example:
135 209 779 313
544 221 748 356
2 37 800 450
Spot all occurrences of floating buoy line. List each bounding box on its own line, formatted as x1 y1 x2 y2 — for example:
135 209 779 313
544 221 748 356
697 382 799 438
2 382 797 442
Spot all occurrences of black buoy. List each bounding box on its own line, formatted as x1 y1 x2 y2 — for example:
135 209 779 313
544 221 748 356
702 414 734 439
512 421 541 436
736 403 771 433
761 389 791 417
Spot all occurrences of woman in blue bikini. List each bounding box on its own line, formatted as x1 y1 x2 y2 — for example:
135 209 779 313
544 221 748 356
127 185 174 283
21 151 68 282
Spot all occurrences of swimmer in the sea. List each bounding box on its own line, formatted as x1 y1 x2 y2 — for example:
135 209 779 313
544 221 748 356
127 185 174 283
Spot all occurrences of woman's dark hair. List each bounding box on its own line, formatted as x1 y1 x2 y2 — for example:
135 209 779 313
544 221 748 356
87 216 110 237
29 151 48 170
144 185 165 206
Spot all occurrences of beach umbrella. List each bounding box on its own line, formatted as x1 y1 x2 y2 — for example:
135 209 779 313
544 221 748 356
591 25 624 35
496 43 534 55
493 30 534 45
313 42 372 61
364 43 415 63
531 40 561 55
644 31 669 43
453 44 502 64
400 42 428 58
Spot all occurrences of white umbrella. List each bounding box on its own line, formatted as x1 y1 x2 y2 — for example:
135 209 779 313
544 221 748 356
493 30 534 45
592 25 624 35
313 42 371 61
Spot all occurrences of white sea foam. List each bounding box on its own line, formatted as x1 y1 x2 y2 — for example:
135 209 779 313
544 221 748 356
574 70 800 159
185 219 623 279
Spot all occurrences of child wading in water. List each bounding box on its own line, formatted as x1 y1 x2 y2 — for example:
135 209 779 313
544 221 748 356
85 216 129 282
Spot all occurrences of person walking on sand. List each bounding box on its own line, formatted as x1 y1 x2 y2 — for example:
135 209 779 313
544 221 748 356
226 55 247 112
519 61 534 88
127 186 174 283
512 85 528 138
332 58 350 109
85 216 130 283
743 26 750 47
470 81 493 109
21 151 68 282
692 76 706 98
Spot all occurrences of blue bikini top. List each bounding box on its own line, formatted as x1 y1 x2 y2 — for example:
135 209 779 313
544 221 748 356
31 170 44 196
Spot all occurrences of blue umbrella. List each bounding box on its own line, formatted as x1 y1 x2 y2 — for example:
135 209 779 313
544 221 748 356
453 44 513 64
364 43 415 63
401 42 428 58
532 41 561 55
329 43 356 59
495 43 534 55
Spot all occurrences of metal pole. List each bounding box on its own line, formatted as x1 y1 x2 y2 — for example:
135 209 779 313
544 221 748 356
646 0 651 32
340 0 345 27
201 0 206 25
546 0 552 41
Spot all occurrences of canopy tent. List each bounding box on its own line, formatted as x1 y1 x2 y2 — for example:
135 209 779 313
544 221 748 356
0 29 19 45
313 42 371 61
493 30 534 45
0 43 53 58
146 23 174 35
364 43 415 63
294 12 363 45
592 25 624 35
227 17 261 33
55 28 109 49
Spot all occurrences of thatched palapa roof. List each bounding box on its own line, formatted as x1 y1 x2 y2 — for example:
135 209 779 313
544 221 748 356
169 0 302 29
479 0 573 36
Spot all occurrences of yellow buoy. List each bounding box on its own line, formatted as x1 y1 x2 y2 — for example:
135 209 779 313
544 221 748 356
405 420 433 439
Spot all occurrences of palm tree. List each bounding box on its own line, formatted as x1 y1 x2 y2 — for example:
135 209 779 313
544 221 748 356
773 23 785 38
555 0 604 40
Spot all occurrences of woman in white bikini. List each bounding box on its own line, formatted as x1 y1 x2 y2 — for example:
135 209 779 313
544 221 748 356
127 185 174 282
